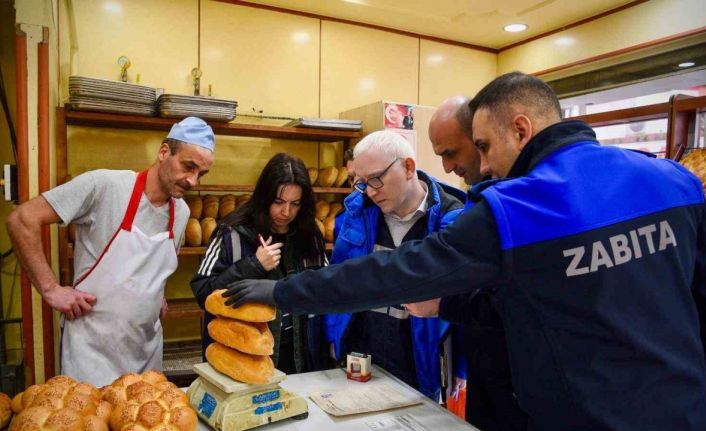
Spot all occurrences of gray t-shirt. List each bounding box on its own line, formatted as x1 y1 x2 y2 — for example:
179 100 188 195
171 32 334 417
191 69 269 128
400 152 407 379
43 169 189 283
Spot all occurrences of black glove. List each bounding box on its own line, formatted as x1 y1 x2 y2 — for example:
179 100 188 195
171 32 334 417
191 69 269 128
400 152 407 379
222 279 277 308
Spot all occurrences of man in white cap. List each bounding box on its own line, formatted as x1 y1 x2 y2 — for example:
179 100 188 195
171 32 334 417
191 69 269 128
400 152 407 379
7 116 215 385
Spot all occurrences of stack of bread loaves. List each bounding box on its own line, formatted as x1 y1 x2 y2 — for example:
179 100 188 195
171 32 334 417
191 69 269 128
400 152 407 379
184 194 251 247
9 375 112 431
314 199 343 243
101 370 197 431
204 289 276 384
311 166 348 188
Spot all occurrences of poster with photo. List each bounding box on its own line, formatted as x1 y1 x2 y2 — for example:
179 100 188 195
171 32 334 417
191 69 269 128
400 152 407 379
384 102 415 130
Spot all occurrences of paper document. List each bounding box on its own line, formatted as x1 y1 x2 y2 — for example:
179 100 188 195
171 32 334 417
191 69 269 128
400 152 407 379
366 414 430 430
309 383 423 416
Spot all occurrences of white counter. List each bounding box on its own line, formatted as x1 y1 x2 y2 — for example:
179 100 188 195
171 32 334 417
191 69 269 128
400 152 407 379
195 365 477 431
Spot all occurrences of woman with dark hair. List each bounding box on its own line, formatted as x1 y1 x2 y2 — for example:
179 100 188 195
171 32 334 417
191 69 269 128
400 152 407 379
190 153 328 374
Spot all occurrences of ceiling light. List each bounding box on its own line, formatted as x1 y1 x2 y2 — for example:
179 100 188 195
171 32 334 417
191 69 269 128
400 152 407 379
291 31 311 44
102 1 122 14
426 54 444 65
504 23 527 33
555 37 576 47
678 62 696 68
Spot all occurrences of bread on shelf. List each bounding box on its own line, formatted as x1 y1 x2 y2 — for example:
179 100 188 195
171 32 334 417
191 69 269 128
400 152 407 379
185 218 202 247
307 167 318 185
315 200 330 221
185 196 203 220
317 167 338 187
200 218 217 245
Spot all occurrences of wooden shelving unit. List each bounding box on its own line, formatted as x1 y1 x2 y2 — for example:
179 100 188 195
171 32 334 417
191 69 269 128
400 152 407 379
192 184 351 194
163 298 203 320
56 107 359 286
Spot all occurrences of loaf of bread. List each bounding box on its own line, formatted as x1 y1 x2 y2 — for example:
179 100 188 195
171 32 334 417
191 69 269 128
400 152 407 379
236 194 251 209
100 370 167 406
334 168 348 187
317 167 338 187
9 375 112 431
206 343 274 385
103 371 196 431
204 289 276 322
324 214 336 243
219 199 236 219
329 202 343 217
680 149 706 188
208 317 274 356
10 406 108 431
201 195 219 219
200 218 217 245
185 196 203 220
0 392 11 428
307 167 318 185
315 200 330 221
184 218 201 247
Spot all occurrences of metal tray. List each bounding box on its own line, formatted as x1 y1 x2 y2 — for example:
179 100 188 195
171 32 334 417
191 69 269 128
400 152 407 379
69 95 156 116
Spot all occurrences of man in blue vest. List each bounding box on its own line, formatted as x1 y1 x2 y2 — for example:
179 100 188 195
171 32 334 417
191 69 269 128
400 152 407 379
223 72 706 430
325 130 467 400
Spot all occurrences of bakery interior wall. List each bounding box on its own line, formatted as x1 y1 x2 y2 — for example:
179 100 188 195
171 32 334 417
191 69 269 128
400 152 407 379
3 0 704 377
59 0 498 343
498 0 706 77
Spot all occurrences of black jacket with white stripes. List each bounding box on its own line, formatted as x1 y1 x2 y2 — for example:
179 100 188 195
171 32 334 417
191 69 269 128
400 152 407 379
190 223 329 372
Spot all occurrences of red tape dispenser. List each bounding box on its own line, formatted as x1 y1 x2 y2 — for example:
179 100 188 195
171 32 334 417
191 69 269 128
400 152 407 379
346 352 372 382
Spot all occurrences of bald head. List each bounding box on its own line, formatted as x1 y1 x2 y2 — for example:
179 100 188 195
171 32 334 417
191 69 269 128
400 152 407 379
429 96 482 185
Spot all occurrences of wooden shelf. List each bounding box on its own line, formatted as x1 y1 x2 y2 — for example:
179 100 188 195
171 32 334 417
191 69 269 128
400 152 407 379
64 109 362 142
68 243 333 259
164 298 202 319
56 106 353 287
179 247 207 256
192 184 351 194
180 243 333 254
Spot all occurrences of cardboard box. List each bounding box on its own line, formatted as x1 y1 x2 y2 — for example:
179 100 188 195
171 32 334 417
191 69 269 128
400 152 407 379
346 352 372 382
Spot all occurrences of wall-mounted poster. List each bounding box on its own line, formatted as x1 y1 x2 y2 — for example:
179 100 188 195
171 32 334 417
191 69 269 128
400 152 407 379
384 102 415 130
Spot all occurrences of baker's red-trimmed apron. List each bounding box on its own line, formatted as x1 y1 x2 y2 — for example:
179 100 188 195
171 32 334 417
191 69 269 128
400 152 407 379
61 170 177 386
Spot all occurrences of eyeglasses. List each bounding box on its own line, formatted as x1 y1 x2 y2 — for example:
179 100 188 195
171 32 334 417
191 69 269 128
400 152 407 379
353 159 400 193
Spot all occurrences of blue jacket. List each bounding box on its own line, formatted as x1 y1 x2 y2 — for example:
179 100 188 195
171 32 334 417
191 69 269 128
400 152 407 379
324 171 467 398
273 121 706 430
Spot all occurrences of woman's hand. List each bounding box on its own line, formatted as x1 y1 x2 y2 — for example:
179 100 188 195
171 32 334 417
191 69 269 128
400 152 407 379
255 236 284 271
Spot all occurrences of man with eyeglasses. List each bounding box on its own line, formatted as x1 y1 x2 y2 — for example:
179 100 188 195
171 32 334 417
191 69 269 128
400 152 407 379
323 130 468 401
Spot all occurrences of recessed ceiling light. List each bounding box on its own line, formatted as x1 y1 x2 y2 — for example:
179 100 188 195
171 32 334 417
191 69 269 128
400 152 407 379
504 23 528 33
678 61 696 68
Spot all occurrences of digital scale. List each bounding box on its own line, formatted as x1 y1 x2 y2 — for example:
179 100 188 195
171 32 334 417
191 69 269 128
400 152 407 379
187 363 309 431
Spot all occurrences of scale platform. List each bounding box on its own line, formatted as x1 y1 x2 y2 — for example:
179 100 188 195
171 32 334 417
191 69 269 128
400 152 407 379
187 362 308 431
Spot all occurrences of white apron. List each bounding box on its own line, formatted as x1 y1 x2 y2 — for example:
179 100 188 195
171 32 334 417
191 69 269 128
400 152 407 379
61 170 177 387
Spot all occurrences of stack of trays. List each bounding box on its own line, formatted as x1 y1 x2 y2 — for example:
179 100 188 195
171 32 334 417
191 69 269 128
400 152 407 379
157 94 237 122
285 117 363 131
68 76 156 116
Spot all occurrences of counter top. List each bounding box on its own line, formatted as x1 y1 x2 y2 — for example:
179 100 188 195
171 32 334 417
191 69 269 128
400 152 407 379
195 365 477 431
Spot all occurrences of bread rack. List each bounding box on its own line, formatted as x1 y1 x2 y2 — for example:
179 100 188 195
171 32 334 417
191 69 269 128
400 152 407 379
187 362 308 431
